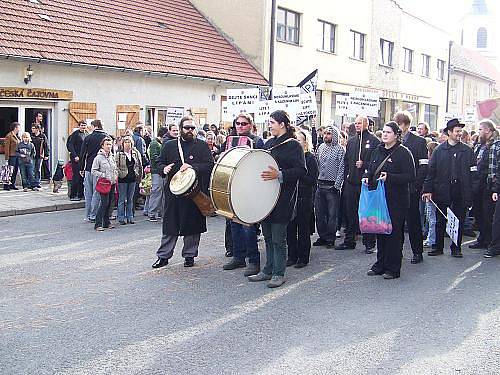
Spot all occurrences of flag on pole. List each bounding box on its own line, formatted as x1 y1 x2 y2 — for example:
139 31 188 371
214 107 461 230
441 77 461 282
296 69 318 124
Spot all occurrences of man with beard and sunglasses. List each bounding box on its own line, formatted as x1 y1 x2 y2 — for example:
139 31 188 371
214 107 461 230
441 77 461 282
152 116 214 269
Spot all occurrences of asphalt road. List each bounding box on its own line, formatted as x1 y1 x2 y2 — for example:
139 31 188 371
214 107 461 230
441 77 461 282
1 209 499 375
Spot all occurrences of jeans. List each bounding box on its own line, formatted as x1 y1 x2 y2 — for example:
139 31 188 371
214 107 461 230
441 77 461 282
230 221 260 265
315 187 339 242
425 201 436 245
148 174 164 218
95 185 115 228
84 171 100 220
33 158 43 187
19 161 35 188
117 181 136 222
262 222 288 277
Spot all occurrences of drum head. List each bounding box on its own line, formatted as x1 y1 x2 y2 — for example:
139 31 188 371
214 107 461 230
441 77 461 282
170 168 196 195
230 150 280 224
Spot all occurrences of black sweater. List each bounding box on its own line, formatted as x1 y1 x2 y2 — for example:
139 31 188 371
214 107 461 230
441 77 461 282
298 151 319 199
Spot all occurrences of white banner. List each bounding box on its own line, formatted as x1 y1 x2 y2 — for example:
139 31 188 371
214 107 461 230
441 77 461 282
166 107 185 125
335 95 349 117
347 89 379 117
446 208 460 246
226 88 260 118
221 101 232 122
255 100 272 124
297 92 318 117
272 87 301 121
464 107 476 124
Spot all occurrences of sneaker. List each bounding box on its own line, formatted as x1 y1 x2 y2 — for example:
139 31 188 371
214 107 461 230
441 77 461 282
335 242 356 250
70 197 81 201
243 263 260 277
267 276 286 288
148 217 158 222
247 271 272 282
367 270 380 276
336 230 342 238
95 227 105 232
383 273 399 279
223 259 246 270
428 249 444 256
423 240 430 248
23 188 28 192
484 250 498 258
364 247 375 254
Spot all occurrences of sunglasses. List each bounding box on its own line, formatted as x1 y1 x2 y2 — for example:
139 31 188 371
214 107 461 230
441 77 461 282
183 126 196 130
235 121 250 126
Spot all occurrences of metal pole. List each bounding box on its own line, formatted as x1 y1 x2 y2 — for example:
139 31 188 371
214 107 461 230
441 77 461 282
269 0 277 87
445 40 452 112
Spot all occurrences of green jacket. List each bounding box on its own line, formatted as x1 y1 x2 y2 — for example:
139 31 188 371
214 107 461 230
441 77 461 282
148 137 163 175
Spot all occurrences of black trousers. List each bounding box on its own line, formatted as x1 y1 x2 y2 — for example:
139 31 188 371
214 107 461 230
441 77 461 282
287 197 313 264
403 191 424 255
488 199 500 254
372 209 405 277
95 185 115 228
344 182 376 248
224 219 232 252
475 188 495 246
70 160 84 198
435 185 466 253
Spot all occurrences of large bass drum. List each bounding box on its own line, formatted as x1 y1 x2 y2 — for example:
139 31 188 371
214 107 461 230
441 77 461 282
209 147 280 224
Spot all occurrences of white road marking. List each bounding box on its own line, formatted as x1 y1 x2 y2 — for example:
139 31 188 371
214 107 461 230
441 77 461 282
0 231 62 243
446 261 482 293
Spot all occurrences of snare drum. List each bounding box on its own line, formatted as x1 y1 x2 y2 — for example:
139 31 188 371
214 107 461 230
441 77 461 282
209 147 280 224
169 168 199 197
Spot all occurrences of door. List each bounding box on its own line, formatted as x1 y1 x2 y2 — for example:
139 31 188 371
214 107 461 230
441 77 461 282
116 105 140 137
191 107 207 128
68 102 97 136
25 107 53 179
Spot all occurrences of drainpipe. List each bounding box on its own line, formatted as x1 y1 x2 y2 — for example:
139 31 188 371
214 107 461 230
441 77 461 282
269 0 276 88
445 40 452 112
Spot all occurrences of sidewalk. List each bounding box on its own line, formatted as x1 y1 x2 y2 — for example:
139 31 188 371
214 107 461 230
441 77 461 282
0 182 84 217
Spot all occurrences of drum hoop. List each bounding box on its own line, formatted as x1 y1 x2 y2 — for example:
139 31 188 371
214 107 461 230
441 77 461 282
170 168 196 195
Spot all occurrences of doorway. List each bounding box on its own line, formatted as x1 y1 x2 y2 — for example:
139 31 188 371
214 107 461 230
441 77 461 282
0 107 18 138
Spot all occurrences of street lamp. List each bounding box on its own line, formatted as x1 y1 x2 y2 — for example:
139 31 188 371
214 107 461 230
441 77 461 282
24 65 34 85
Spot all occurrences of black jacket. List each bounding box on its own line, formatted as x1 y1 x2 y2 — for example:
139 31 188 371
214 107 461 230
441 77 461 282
423 141 475 207
31 133 49 159
345 130 380 185
299 151 319 199
79 129 107 172
67 130 85 161
402 131 428 193
264 134 306 223
365 143 415 214
472 143 490 194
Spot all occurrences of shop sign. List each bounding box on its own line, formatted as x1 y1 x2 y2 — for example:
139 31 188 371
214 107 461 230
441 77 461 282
0 87 73 101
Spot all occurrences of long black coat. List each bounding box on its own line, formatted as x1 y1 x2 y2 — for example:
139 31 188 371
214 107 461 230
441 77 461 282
423 141 475 207
159 138 214 236
402 132 428 193
264 133 306 223
345 130 380 185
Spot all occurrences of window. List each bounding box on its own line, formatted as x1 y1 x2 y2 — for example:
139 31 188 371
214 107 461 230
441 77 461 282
277 8 300 45
437 59 445 80
403 48 413 72
477 27 488 48
319 20 336 53
424 104 438 130
351 30 365 60
380 39 394 67
421 54 430 77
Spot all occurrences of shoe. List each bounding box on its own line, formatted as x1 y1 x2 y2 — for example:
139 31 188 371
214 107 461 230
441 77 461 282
31 187 40 191
451 251 463 258
294 262 308 269
428 249 444 256
148 217 158 222
107 224 115 229
423 240 430 248
247 271 272 282
335 242 356 250
23 188 28 192
312 238 327 246
336 230 342 238
243 263 260 277
469 241 487 249
463 230 476 238
10 186 19 190
127 220 135 224
267 276 286 288
411 254 424 264
3 185 10 191
90 219 96 223
119 221 127 225
184 257 195 267
110 215 117 221
367 270 380 276
326 241 336 249
224 250 233 258
383 273 399 279
223 259 246 270
70 197 80 201
364 247 375 254
484 250 498 258
152 257 169 269
286 259 297 267
95 227 105 232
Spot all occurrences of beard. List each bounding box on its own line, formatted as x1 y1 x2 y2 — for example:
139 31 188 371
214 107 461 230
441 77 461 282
181 131 194 142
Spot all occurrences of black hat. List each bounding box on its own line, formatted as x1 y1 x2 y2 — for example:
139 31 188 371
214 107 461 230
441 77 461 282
443 118 465 133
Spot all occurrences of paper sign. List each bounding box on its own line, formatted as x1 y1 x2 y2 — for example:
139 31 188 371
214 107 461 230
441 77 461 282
166 107 184 125
85 119 94 127
271 87 301 122
221 101 232 122
199 117 206 126
118 113 127 122
335 95 349 117
297 92 318 117
444 112 463 124
117 121 126 130
464 107 476 124
226 88 260 118
446 208 460 246
255 100 272 124
347 89 379 117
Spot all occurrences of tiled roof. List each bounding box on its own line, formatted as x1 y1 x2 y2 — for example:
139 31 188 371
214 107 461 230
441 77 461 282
451 42 500 89
0 0 268 86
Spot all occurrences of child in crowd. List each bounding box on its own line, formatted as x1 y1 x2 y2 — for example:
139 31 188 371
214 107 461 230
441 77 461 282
16 132 37 192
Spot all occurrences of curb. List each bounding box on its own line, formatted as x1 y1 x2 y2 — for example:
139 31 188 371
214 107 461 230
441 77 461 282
0 202 85 218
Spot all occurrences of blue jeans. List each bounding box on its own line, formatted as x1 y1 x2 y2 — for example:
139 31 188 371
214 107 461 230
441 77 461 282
230 221 260 265
33 158 43 187
262 222 288 277
19 161 35 188
315 187 339 242
425 201 436 245
84 171 100 220
118 181 136 221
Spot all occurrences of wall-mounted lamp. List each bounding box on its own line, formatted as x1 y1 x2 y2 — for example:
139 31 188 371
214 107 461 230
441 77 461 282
24 65 34 84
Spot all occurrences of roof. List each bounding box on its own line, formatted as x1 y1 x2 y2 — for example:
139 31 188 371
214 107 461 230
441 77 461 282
0 0 268 86
451 42 500 89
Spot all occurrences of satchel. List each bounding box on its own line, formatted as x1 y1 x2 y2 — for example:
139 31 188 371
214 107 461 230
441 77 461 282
0 163 13 184
95 177 112 194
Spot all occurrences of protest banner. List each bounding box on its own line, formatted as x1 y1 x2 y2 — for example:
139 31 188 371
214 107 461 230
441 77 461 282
166 107 185 125
347 88 379 117
255 100 272 124
335 95 349 117
226 88 260 118
271 87 301 122
297 92 318 117
446 208 460 246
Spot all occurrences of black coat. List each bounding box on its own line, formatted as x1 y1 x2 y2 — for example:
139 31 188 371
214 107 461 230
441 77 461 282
423 141 475 207
365 143 415 214
264 134 306 223
79 129 107 172
67 130 84 161
299 151 319 200
32 133 49 159
345 130 380 185
402 132 428 193
159 138 214 236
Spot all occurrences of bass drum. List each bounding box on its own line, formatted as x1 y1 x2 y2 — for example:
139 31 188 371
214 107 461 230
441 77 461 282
209 147 280 225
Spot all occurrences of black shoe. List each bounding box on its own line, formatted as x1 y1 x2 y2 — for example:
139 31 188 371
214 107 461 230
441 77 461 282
294 262 308 269
383 273 399 279
225 250 233 257
451 251 463 258
127 220 135 224
223 259 246 270
10 185 19 190
326 241 336 249
184 257 194 267
484 250 499 258
367 270 381 276
335 242 356 250
364 247 375 254
3 185 10 191
463 230 476 238
286 259 297 267
428 249 444 256
70 197 80 201
312 238 327 246
411 254 424 264
152 257 169 269
243 263 260 276
469 241 487 249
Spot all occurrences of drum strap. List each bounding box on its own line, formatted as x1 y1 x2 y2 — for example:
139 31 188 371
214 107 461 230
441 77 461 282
268 138 295 151
177 137 185 164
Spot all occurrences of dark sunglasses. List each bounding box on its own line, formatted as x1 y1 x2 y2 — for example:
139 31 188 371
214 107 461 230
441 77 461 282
235 121 250 126
183 126 196 130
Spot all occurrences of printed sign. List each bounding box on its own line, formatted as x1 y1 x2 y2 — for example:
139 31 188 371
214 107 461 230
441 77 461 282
166 107 185 125
335 95 349 117
271 87 301 121
446 208 460 246
464 107 477 124
297 92 318 117
226 88 260 118
221 101 232 122
347 89 379 117
255 100 272 124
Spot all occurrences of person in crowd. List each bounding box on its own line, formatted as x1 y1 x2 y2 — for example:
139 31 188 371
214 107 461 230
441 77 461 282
210 123 219 136
33 112 51 180
423 119 475 258
16 132 37 192
470 120 499 250
152 115 214 269
363 121 415 279
311 123 324 150
163 124 179 143
223 113 265 277
336 116 380 253
262 130 270 142
3 122 21 191
215 132 226 148
461 129 472 147
437 130 448 144
417 122 431 139
484 133 500 258
313 126 345 248
423 142 439 249
287 129 318 268
66 121 86 201
147 126 167 222
336 130 349 238
394 111 428 264
30 124 49 189
132 125 147 158
375 130 383 141
115 136 143 225
248 110 306 288
196 129 207 142
79 119 108 222
144 126 153 151
91 137 118 231
206 131 219 159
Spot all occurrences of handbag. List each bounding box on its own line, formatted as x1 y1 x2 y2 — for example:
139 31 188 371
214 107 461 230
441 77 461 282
95 177 112 194
0 163 13 184
358 181 392 234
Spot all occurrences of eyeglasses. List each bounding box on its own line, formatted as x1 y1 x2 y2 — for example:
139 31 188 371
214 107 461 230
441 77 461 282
183 126 196 130
235 122 250 126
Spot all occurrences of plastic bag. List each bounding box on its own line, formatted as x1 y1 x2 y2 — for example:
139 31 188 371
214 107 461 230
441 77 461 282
358 181 392 235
